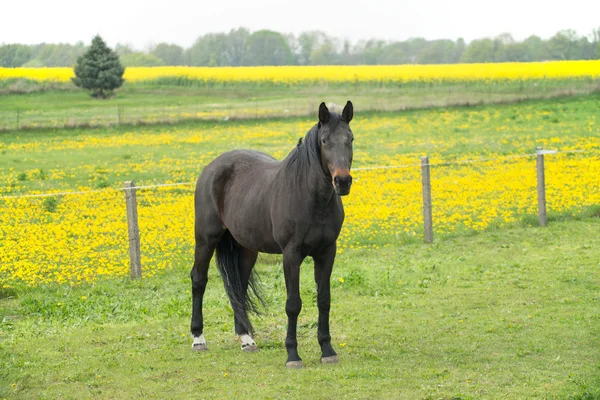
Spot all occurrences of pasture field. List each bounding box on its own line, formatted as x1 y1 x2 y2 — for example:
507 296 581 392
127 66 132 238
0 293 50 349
1 93 599 288
1 62 600 130
0 94 599 398
1 220 599 399
1 80 598 132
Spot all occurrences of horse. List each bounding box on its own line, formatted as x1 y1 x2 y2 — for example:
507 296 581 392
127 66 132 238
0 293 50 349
190 101 354 368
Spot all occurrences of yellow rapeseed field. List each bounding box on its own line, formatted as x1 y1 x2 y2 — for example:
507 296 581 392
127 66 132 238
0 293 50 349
1 102 599 288
2 61 600 84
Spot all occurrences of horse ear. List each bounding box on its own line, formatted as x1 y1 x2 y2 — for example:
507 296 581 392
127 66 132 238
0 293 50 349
319 102 330 125
342 100 353 123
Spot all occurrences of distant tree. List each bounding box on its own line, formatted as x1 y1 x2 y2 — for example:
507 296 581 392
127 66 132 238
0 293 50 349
151 43 185 65
358 39 386 64
4 26 600 69
0 44 33 67
311 37 342 65
297 31 327 65
460 38 495 63
339 39 354 64
120 52 163 66
72 35 125 98
246 30 293 65
115 43 135 56
416 40 459 64
404 38 428 63
548 30 581 60
380 42 409 64
595 28 600 58
522 35 550 61
31 43 86 67
187 33 229 66
454 38 466 63
224 28 250 66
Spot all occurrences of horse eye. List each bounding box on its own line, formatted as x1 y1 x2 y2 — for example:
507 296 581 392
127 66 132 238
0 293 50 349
322 139 327 145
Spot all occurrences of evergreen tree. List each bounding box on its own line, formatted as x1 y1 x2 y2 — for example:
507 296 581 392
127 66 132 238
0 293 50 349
72 35 124 98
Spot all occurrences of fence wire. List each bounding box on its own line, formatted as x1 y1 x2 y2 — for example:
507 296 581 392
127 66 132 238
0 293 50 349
1 149 599 288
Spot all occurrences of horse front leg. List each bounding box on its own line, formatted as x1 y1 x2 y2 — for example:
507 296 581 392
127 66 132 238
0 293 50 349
282 248 305 368
313 243 339 364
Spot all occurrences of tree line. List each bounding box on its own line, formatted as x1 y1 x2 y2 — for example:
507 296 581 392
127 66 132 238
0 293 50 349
2 27 600 68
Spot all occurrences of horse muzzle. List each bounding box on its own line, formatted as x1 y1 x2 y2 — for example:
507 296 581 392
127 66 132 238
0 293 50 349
333 173 352 196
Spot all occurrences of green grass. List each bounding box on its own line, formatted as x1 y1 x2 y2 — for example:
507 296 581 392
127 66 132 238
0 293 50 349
1 78 598 130
1 94 599 398
1 219 599 399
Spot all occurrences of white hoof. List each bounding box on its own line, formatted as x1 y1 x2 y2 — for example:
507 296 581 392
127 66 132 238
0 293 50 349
240 334 259 352
192 335 207 351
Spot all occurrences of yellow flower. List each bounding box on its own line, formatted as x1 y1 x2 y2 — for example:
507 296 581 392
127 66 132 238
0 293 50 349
2 61 600 84
1 107 598 288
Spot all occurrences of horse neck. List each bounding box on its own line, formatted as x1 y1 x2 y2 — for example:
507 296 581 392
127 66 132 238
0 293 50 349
304 162 335 207
281 138 335 208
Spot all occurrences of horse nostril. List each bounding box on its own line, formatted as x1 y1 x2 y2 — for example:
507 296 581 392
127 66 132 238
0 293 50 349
335 175 352 187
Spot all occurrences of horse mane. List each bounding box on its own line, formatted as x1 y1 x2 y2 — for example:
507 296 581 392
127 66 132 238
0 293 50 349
284 113 344 179
284 124 321 177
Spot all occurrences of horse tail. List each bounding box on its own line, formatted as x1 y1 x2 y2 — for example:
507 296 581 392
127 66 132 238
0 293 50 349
215 230 264 335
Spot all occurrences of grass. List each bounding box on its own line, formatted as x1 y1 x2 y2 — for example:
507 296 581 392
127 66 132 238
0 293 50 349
0 93 599 398
1 78 599 130
1 219 599 399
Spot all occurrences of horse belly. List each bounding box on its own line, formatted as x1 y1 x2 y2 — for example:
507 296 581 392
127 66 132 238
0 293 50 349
222 192 281 253
232 229 281 254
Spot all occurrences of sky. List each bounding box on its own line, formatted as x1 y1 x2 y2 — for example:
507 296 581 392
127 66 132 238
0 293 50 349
2 0 599 49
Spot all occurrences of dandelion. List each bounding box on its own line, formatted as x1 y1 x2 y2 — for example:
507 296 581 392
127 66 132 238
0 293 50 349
0 105 598 288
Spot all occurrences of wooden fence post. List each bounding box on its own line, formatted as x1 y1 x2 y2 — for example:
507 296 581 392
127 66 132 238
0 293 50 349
536 147 547 227
124 181 142 278
421 156 433 243
536 147 557 227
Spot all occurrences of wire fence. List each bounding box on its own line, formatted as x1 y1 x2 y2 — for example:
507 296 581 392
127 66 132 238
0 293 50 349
1 148 599 288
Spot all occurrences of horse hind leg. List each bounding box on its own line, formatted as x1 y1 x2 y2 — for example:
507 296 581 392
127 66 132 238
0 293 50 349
190 225 224 351
214 231 262 352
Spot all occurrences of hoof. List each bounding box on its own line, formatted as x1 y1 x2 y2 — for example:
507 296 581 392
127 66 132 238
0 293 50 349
321 355 339 364
192 343 208 351
285 360 303 369
242 343 259 353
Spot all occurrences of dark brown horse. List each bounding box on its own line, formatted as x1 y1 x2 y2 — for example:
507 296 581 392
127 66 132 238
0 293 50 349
190 101 354 368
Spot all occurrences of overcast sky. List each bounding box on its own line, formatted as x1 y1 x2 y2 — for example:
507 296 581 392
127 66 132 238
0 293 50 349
3 0 599 49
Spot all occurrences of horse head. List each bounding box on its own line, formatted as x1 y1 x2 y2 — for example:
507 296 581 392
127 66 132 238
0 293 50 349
317 101 354 196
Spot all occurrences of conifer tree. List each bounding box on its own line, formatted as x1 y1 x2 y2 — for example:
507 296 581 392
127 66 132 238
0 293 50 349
72 35 124 98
